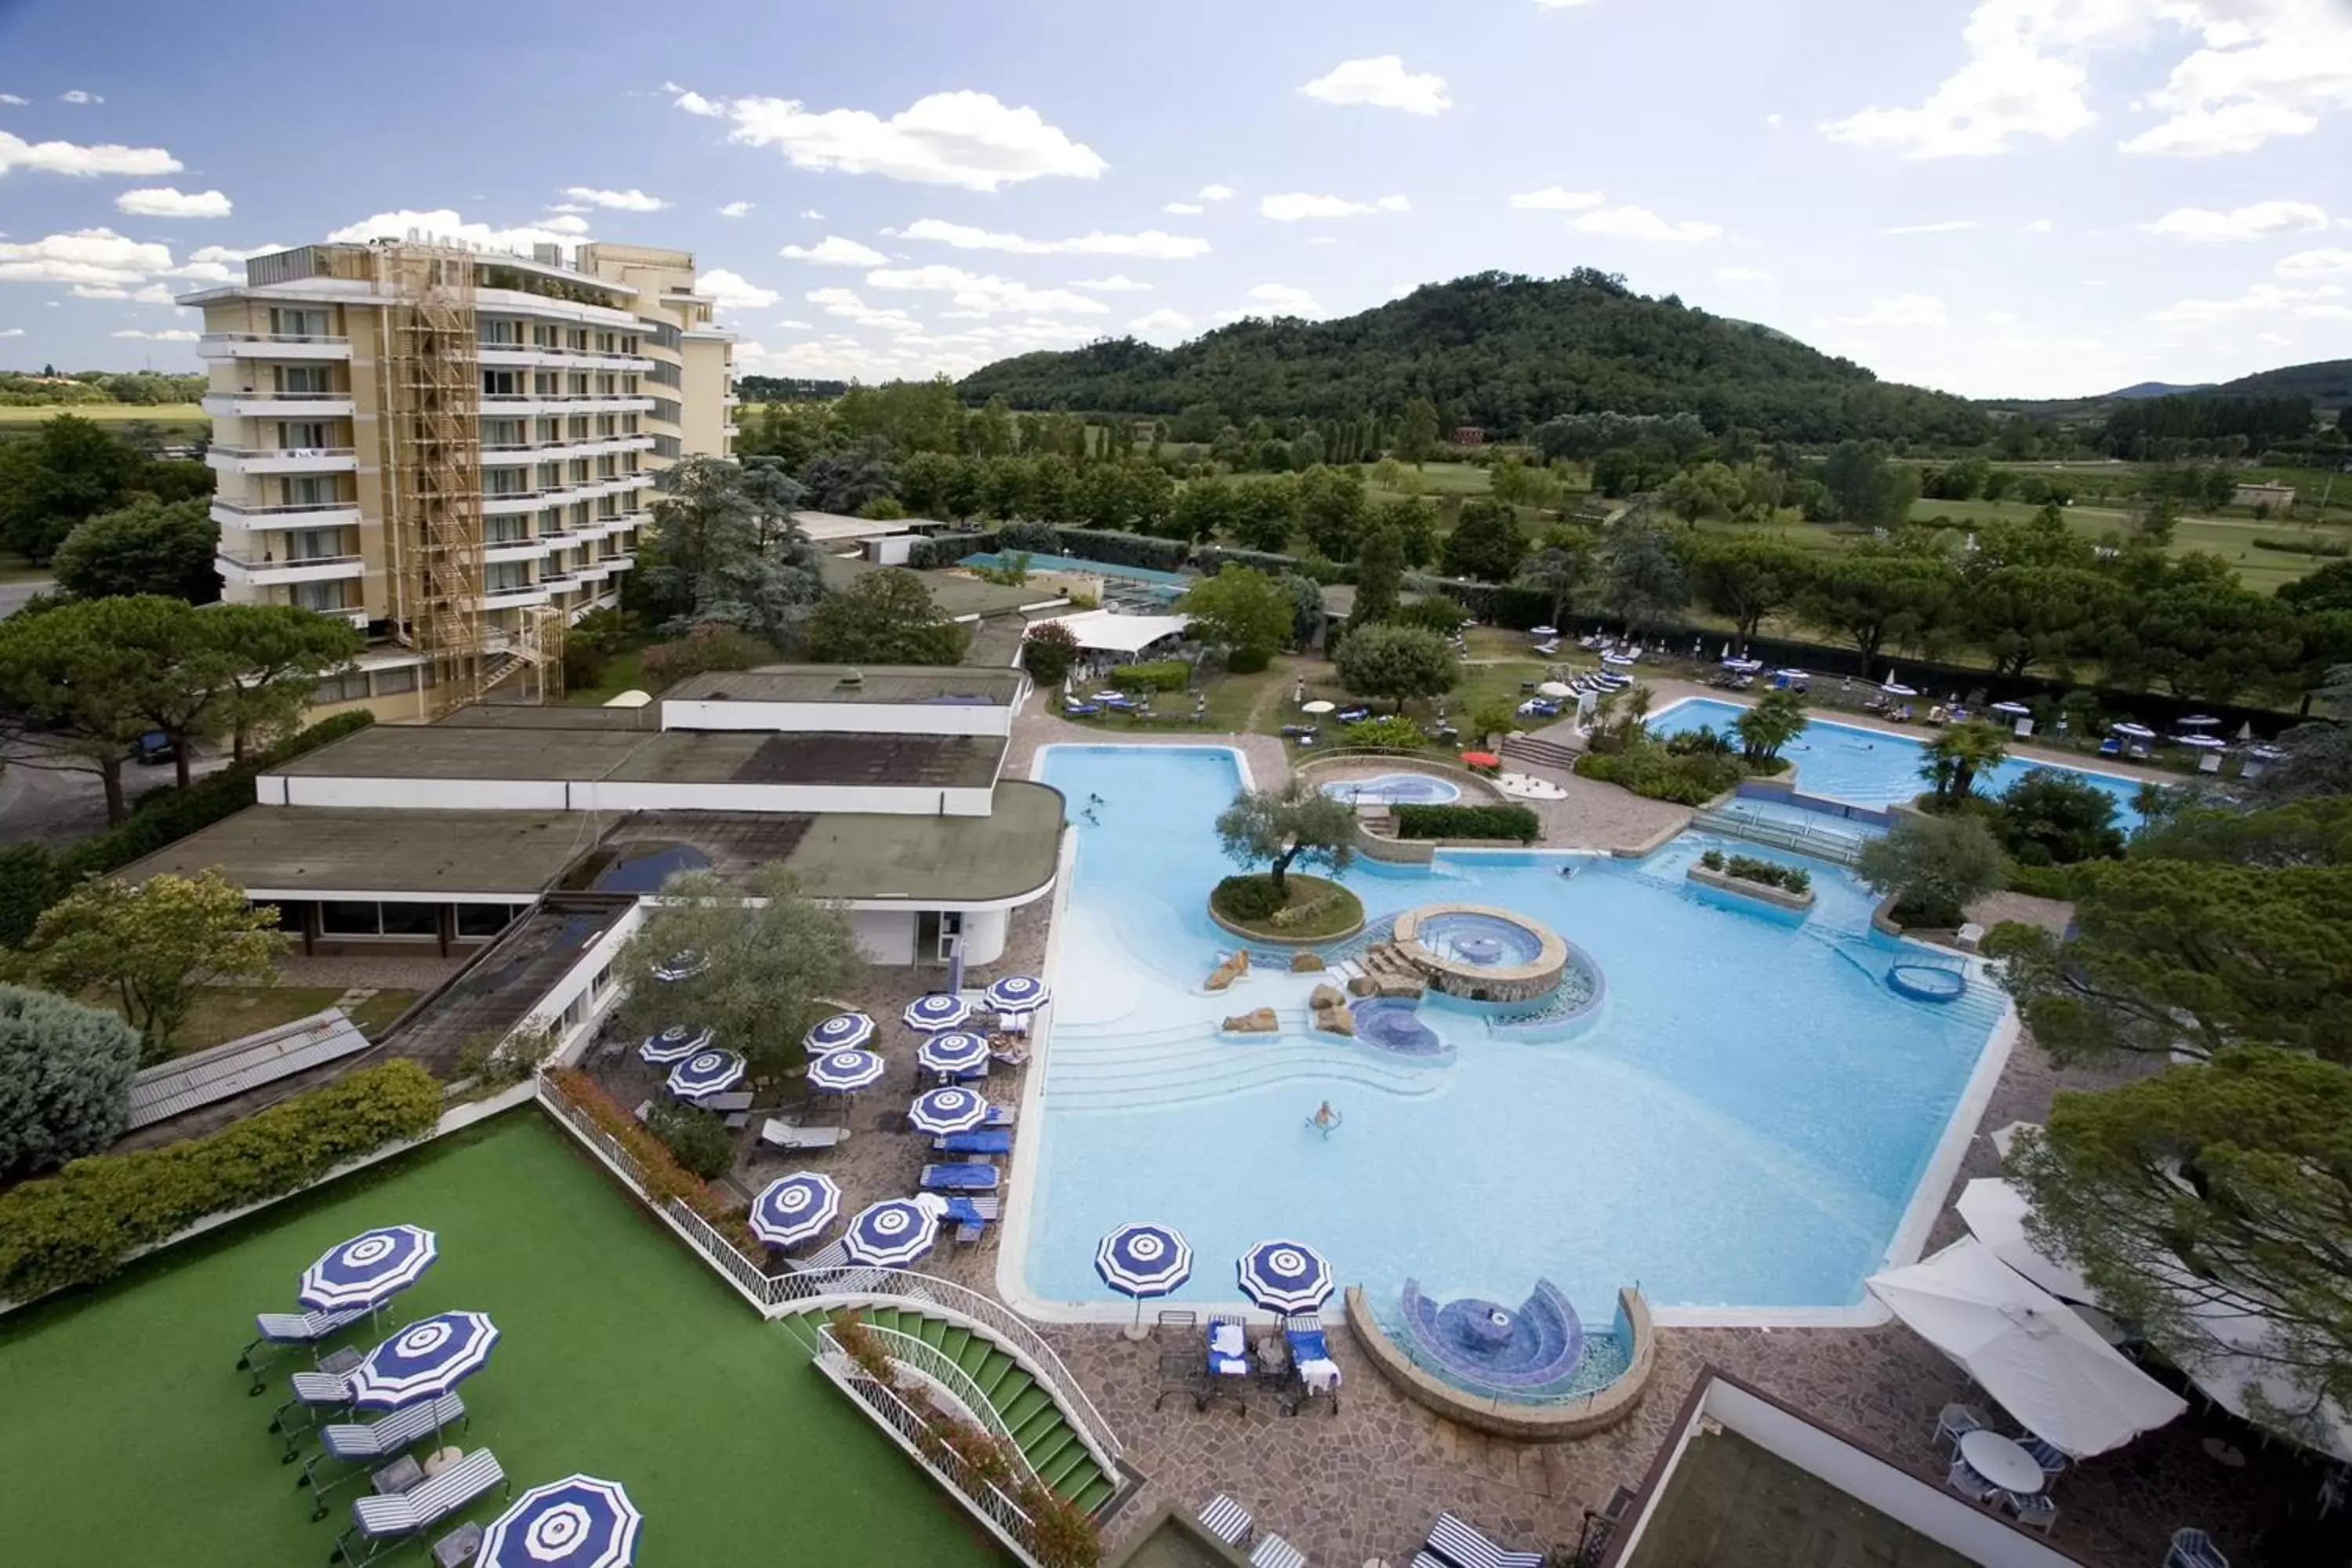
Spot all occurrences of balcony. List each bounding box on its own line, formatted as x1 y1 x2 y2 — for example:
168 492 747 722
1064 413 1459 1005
202 390 355 419
216 553 366 588
212 497 363 532
207 445 357 477
473 580 554 611
477 434 655 463
197 333 350 361
485 537 552 564
477 345 657 373
478 393 657 418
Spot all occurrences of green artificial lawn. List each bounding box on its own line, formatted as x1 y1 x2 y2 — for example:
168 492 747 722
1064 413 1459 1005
0 1112 1007 1567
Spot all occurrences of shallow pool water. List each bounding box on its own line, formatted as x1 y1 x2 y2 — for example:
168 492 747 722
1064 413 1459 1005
1647 698 2148 822
1318 773 1464 806
1022 745 2005 1317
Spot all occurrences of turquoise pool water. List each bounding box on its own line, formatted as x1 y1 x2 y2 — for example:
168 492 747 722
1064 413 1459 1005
1648 697 2148 822
959 551 1192 593
1021 745 2006 1317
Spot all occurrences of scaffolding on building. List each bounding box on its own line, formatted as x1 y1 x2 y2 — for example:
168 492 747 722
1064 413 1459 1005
373 242 487 713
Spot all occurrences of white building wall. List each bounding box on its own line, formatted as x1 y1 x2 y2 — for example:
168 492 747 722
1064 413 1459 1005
850 909 919 966
658 699 1013 739
960 908 1010 966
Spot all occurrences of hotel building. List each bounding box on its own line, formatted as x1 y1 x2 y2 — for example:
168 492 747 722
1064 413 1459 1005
180 238 737 720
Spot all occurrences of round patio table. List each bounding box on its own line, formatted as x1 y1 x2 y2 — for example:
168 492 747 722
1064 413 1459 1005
1960 1430 2045 1495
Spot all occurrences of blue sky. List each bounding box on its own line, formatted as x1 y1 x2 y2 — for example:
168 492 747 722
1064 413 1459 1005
2 0 2349 398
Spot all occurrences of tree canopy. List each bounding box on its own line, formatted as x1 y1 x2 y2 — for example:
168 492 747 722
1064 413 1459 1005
1335 623 1459 710
802 568 970 666
1178 564 1294 660
0 982 140 1181
52 497 220 603
1214 777 1357 895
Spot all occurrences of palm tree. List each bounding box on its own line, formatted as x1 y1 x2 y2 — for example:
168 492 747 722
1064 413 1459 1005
1921 721 2010 807
1733 688 1808 768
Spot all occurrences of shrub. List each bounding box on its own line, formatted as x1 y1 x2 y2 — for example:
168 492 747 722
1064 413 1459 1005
1020 620 1081 688
639 625 775 686
1053 528 1189 572
1341 715 1426 751
1701 848 1724 870
996 520 1061 554
1392 804 1541 842
545 1069 755 1249
1857 814 2005 928
0 984 140 1181
1226 646 1270 673
1997 768 2126 866
0 1060 443 1302
1710 854 1812 895
646 1101 735 1181
1116 659 1191 693
1394 594 1472 633
2252 535 2350 557
1211 874 1287 922
1665 724 1734 757
908 533 1000 568
2005 859 2083 900
1575 743 1742 806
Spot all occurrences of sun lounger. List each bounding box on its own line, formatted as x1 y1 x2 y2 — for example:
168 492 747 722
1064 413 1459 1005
919 1162 1000 1192
335 1447 510 1564
1197 1493 1254 1547
1426 1510 1546 1568
943 1195 1000 1242
1283 1316 1341 1414
1064 701 1101 717
698 1091 753 1113
241 1305 370 1390
270 1360 361 1443
933 1129 1014 1157
984 1105 1016 1127
299 1395 470 1517
1250 1534 1306 1568
759 1118 851 1153
1203 1314 1251 1414
2167 1528 2230 1568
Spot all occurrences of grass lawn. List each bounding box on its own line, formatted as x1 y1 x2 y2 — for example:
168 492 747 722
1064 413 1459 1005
0 1112 1008 1568
564 644 657 707
169 985 422 1055
1212 872 1363 940
1058 658 1285 734
0 401 207 423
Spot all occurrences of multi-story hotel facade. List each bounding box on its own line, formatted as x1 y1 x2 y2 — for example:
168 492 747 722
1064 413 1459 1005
181 238 736 720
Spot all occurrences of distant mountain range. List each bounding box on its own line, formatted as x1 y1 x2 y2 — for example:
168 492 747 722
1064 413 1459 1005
2104 381 2213 401
1978 360 2350 421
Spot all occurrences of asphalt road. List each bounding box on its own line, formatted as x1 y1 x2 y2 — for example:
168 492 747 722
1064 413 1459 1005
0 578 53 619
0 745 236 848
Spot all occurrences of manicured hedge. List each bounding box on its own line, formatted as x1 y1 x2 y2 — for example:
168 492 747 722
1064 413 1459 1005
0 1059 444 1303
1053 528 1190 572
1575 746 1744 806
1392 804 1541 843
1211 874 1285 921
1116 659 1191 692
0 711 374 947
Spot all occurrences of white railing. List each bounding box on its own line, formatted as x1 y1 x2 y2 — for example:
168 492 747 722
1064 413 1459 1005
811 1340 1051 1568
532 1073 1123 1471
850 1323 1040 1483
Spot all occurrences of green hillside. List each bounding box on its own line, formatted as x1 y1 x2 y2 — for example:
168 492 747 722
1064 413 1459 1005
956 270 1992 446
2209 358 2352 411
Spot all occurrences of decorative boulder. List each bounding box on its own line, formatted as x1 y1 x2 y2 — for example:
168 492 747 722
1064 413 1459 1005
1309 984 1345 1011
1346 975 1379 997
1312 1004 1355 1037
1222 1007 1279 1034
1289 951 1325 972
1205 949 1252 991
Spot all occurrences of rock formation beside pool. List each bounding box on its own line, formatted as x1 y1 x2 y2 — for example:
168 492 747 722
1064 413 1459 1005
1205 950 1251 991
1289 951 1325 972
1222 1007 1279 1033
1311 999 1355 1036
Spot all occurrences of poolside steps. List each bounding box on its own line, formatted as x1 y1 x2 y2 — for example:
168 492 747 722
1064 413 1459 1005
1501 732 1581 773
1354 942 1429 997
826 1306 1118 1515
1693 806 1869 866
1044 1031 1446 1112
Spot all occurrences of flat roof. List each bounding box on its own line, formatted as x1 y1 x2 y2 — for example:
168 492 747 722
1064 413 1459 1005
434 704 663 731
815 554 1054 622
664 665 1026 706
1624 1431 1976 1568
114 808 594 896
274 724 1004 789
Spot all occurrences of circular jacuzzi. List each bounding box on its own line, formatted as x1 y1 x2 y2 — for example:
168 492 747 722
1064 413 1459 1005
1415 911 1545 969
1319 772 1463 806
1389 903 1581 1004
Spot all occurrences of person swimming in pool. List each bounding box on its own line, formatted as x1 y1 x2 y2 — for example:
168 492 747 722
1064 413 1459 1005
1311 1100 1338 1131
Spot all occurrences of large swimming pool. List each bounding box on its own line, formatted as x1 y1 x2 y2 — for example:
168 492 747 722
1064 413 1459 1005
1011 745 2010 1324
1648 697 2149 822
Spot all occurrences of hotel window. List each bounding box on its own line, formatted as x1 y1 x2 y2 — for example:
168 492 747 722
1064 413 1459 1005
567 328 587 350
569 459 590 484
481 419 525 448
568 416 590 439
275 364 332 394
456 904 514 939
622 414 639 434
479 319 518 346
533 372 559 396
482 370 518 397
535 417 562 442
486 517 527 544
285 528 343 561
570 503 591 528
595 455 616 479
484 468 529 495
269 307 330 339
485 563 529 592
536 463 563 490
293 582 352 614
595 415 615 437
372 666 418 696
277 420 329 449
282 474 339 506
567 373 590 397
320 902 385 936
533 324 558 348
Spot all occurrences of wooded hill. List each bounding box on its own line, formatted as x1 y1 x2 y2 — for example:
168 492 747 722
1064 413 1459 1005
955 270 1994 448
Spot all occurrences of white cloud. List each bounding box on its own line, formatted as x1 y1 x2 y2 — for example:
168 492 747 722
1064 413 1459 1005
1765 111 1784 129
0 228 171 289
563 186 666 211
1298 56 1451 115
1071 274 1151 292
863 264 1108 316
1198 183 1236 202
1983 310 2020 326
60 89 101 105
701 88 1106 191
1571 205 1722 243
779 235 891 266
111 328 197 341
326 208 584 253
0 129 180 177
130 284 174 304
1509 186 1604 211
1534 0 1596 8
2151 280 2352 325
189 242 279 264
667 84 723 117
1127 308 1195 341
718 201 753 218
1163 201 1204 216
893 217 1209 260
2278 247 2352 277
1881 219 1977 234
2123 3 2352 156
800 209 824 220
1308 236 1339 245
0 95 27 107
114 187 231 219
0 328 23 338
2143 200 2330 241
1715 267 1772 282
1820 294 1952 329
71 285 128 299
1243 282 1321 316
1258 192 1409 222
540 213 590 235
804 286 925 333
773 318 812 329
696 269 779 311
2025 218 2056 233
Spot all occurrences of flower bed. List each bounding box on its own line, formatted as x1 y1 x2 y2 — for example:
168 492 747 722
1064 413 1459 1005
1689 849 1815 910
1207 873 1365 943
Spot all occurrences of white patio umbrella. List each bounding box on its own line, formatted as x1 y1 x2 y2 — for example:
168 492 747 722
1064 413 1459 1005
1537 681 1573 699
2174 1295 2352 1464
1867 1239 2186 1456
1988 1120 2039 1160
1955 1178 2092 1301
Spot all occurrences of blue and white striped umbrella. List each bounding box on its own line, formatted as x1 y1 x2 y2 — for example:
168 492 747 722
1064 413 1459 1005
476 1474 642 1568
908 1085 990 1136
806 1048 884 1094
750 1173 841 1249
299 1225 437 1312
652 950 708 982
350 1310 500 1411
1237 1240 1334 1314
916 1031 990 1076
983 975 1051 1014
666 1048 746 1100
903 992 972 1032
1098 1222 1192 1301
637 1024 712 1065
804 1011 875 1054
842 1199 939 1267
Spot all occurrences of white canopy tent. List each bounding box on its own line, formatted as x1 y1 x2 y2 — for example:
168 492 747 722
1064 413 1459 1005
1867 1239 2187 1457
1030 609 1194 658
1955 1178 2094 1302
